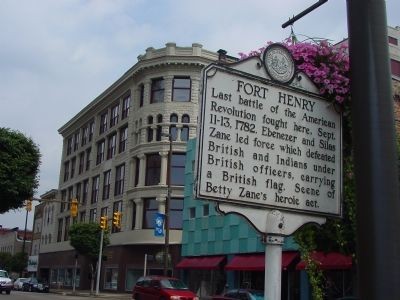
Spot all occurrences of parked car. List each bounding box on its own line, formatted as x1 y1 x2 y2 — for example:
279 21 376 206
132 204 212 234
13 278 28 290
212 289 264 300
0 270 12 294
22 278 49 292
132 275 198 300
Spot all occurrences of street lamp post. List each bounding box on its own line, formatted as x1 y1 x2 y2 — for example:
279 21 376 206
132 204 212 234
161 133 172 276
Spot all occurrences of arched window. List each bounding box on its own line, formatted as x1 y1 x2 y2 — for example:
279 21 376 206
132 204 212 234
181 114 190 141
170 114 178 141
147 116 154 142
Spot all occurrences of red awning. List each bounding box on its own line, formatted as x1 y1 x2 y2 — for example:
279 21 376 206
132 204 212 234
176 256 225 270
296 252 353 270
225 252 299 271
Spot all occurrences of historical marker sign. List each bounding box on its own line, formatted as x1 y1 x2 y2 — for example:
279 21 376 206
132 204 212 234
196 57 342 217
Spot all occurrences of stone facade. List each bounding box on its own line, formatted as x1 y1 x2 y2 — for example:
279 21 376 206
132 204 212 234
37 43 236 292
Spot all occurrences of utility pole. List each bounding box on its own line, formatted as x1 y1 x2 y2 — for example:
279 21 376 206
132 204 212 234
161 132 172 276
347 0 400 298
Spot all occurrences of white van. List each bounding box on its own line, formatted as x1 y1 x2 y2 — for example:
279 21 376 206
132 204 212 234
0 270 12 294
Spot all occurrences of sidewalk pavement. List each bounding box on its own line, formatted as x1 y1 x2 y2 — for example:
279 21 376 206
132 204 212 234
51 289 131 299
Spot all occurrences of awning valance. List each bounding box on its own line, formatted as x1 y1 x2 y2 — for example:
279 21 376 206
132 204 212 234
225 252 299 271
296 251 353 270
176 256 225 270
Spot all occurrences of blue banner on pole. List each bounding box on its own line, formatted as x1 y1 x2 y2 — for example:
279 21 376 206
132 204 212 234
154 213 165 237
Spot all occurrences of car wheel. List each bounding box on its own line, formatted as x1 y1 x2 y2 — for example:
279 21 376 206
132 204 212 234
134 294 140 300
6 290 11 295
29 286 32 292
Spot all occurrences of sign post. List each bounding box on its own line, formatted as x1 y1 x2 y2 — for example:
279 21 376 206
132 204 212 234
196 44 343 299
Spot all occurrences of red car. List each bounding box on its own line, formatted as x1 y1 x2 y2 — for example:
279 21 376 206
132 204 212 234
132 275 199 300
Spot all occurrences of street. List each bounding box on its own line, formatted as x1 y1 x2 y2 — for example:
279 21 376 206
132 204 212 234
2 290 130 300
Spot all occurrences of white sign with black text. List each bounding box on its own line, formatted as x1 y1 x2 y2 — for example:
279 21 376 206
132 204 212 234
196 64 342 217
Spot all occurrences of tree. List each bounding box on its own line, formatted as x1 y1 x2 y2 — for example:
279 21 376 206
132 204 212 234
0 128 41 214
69 222 109 293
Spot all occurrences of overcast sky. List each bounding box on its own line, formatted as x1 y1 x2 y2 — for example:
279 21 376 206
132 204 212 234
1 0 399 230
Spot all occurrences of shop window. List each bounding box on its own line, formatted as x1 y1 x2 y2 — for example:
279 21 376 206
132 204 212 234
104 268 119 290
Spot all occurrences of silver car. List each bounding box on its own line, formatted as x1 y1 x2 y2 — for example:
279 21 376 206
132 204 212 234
13 278 28 291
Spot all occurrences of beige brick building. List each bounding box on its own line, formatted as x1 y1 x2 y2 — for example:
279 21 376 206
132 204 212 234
36 43 236 292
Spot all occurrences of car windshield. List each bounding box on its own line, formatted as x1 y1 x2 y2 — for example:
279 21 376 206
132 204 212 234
249 290 264 300
160 279 189 290
0 271 8 277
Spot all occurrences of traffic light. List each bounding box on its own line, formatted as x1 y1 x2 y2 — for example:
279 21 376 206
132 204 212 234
25 199 32 212
113 211 122 228
70 198 78 217
100 216 108 230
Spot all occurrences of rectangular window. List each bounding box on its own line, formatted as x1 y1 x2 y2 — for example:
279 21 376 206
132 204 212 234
389 36 398 46
112 201 123 233
82 179 89 204
172 77 191 102
75 182 82 202
89 120 95 142
74 131 80 151
79 211 86 222
104 268 118 290
66 137 73 156
82 125 89 146
119 126 128 153
189 207 196 219
139 84 144 107
64 216 70 241
114 164 125 196
169 198 183 229
57 219 63 242
122 94 130 119
391 59 400 77
134 157 140 187
170 153 186 185
91 176 100 204
86 148 91 171
67 186 73 209
103 170 111 200
142 198 158 229
107 133 117 160
145 154 161 186
203 204 210 216
101 207 108 219
150 78 164 103
89 208 97 223
96 140 105 165
70 157 76 178
100 112 108 134
61 190 67 212
64 161 70 182
78 152 85 174
110 104 120 127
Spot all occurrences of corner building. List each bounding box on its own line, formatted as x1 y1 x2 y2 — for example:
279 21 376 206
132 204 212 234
38 43 236 292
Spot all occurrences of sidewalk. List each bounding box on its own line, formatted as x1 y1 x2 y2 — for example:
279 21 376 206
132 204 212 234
51 289 131 299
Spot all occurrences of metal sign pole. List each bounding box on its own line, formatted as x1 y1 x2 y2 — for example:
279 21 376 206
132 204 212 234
265 235 284 300
95 229 104 295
